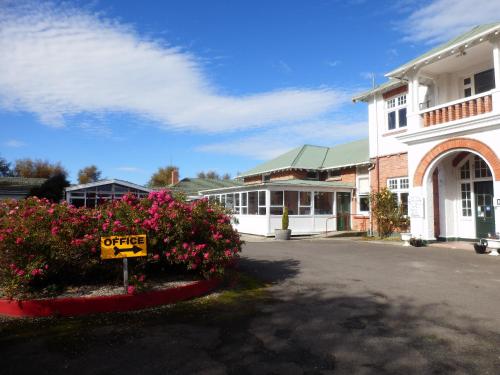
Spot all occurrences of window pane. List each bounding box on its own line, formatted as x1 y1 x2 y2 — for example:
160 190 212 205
400 193 409 215
258 207 266 215
270 191 283 205
284 191 298 215
270 207 283 215
398 108 407 127
248 192 258 215
299 191 311 206
460 161 470 180
388 111 396 130
360 196 370 212
474 68 495 94
259 191 266 206
241 192 247 206
299 207 311 215
314 192 333 215
235 193 240 206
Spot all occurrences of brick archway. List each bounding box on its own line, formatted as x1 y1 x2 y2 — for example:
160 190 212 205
413 138 500 187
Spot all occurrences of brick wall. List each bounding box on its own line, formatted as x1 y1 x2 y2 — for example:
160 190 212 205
370 153 408 191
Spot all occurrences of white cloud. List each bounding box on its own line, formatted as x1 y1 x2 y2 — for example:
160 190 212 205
4 139 26 148
401 0 500 44
0 2 347 133
326 60 341 68
116 166 144 173
197 121 368 160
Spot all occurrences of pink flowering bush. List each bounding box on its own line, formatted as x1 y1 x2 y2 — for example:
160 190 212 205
0 191 241 297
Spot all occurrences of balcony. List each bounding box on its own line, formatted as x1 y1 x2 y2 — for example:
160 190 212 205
420 92 493 127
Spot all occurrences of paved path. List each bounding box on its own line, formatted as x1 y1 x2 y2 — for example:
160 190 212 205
1 239 500 374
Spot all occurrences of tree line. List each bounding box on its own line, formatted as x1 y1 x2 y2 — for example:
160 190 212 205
1 155 234 201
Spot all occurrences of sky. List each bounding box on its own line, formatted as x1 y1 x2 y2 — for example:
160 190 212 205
1 0 499 184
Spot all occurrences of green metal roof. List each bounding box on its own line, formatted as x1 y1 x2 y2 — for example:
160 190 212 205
169 178 243 196
199 179 354 194
387 23 500 77
0 177 47 187
238 138 369 178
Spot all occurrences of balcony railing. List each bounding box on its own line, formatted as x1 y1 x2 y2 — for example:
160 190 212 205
421 92 493 127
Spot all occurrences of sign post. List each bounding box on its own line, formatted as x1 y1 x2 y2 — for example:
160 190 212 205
100 235 147 294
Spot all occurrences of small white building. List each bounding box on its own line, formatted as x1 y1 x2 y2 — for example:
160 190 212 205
354 23 500 241
65 179 151 207
200 140 371 236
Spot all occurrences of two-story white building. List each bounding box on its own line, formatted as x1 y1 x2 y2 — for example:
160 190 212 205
354 23 500 241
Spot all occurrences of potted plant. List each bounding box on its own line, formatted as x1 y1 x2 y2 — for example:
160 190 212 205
486 233 500 256
474 239 487 254
409 237 425 247
275 207 292 240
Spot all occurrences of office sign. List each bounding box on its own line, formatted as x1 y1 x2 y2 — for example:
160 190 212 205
100 235 147 259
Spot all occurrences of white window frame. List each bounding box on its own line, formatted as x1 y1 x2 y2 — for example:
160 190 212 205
387 177 409 214
386 94 407 131
357 176 370 214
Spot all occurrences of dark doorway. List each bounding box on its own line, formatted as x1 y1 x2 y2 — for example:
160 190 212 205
474 181 495 238
336 192 351 231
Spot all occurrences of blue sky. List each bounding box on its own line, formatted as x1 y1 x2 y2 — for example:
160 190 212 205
1 0 498 184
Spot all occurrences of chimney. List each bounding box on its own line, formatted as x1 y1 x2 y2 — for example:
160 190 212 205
171 168 179 185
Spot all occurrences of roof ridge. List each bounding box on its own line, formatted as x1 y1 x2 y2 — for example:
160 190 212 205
290 145 307 168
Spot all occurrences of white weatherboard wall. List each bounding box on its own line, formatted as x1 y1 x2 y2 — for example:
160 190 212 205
368 95 408 159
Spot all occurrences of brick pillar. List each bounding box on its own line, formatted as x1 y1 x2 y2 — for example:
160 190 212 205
429 110 435 126
442 106 450 123
469 99 477 116
462 101 470 117
423 112 430 127
435 109 442 124
485 95 493 112
477 97 485 114
454 103 462 120
448 105 455 121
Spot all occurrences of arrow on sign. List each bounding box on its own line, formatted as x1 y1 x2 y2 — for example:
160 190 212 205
114 245 143 256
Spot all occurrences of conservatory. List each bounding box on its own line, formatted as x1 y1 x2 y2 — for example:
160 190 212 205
200 179 367 236
65 179 151 208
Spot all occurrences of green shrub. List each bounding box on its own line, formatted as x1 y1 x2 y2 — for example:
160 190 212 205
370 188 407 238
282 207 289 230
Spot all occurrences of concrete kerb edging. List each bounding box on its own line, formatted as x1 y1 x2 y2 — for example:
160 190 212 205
0 278 221 318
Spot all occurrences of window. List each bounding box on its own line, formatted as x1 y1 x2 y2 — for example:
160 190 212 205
460 161 470 180
327 170 341 179
463 69 496 97
226 194 234 210
248 191 258 215
270 191 283 215
461 183 472 217
306 171 319 180
241 192 248 214
387 177 409 215
474 68 495 94
263 174 271 182
258 191 266 215
358 177 370 214
386 94 407 131
234 193 240 214
474 156 492 178
314 192 333 215
299 192 312 215
284 191 298 215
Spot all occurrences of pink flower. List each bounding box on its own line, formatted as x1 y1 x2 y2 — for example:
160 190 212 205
15 237 24 245
16 269 25 277
152 254 160 261
127 286 136 295
203 252 210 260
48 208 54 215
138 275 145 282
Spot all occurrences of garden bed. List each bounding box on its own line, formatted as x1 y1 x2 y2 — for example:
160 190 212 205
0 277 220 318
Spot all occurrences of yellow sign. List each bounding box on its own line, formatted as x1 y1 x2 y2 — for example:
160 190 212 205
100 235 147 259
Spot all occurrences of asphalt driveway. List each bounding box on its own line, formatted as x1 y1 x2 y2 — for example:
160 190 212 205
1 239 500 374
